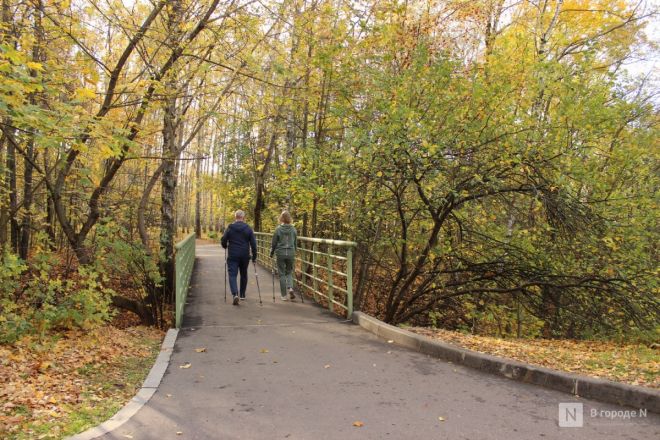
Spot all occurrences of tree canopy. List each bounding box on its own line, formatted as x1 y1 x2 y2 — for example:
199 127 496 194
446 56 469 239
0 0 658 340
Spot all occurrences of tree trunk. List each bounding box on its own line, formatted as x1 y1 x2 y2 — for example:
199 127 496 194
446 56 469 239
160 91 178 305
254 178 264 232
0 0 10 249
7 125 18 253
19 0 43 260
19 136 34 260
195 148 202 238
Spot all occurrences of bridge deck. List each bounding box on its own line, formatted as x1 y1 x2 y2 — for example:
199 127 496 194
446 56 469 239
101 243 659 439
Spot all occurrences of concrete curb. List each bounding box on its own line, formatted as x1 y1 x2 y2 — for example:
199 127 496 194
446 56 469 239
66 328 179 440
352 311 660 413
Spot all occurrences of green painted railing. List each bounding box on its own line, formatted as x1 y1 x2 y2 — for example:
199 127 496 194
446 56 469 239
255 232 357 318
175 233 196 328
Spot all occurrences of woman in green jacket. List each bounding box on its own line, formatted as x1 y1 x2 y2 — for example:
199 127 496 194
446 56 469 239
270 211 297 301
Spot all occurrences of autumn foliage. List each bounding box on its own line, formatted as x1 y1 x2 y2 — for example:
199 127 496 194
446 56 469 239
0 1 658 346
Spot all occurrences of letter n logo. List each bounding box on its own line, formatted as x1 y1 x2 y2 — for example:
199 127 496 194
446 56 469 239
558 402 583 427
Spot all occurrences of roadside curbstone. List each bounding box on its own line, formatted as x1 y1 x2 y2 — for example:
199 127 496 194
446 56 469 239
352 311 660 413
66 328 180 440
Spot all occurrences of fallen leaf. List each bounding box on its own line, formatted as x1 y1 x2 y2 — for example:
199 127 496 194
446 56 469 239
324 364 331 369
260 349 269 353
179 363 192 369
123 435 134 439
195 348 207 353
387 340 394 344
39 361 52 371
438 416 446 422
176 431 183 435
353 421 364 427
166 394 172 398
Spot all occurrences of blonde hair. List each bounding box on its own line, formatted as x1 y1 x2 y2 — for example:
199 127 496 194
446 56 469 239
279 210 292 224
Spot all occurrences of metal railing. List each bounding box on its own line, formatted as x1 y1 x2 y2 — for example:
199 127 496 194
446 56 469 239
175 233 196 328
254 232 357 318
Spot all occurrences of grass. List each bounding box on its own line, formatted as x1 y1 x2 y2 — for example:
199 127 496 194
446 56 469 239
0 325 163 439
408 327 659 388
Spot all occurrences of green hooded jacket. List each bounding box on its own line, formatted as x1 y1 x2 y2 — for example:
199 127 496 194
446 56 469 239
270 224 297 257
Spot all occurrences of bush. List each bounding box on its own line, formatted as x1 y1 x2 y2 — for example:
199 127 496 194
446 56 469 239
0 246 114 344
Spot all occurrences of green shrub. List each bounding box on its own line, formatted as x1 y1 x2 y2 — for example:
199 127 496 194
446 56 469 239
0 245 114 344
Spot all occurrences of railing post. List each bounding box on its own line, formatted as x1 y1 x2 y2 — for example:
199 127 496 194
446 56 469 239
327 244 334 312
312 242 318 302
346 246 353 319
302 241 308 288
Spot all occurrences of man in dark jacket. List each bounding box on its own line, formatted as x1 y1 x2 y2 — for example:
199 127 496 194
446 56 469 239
221 210 257 305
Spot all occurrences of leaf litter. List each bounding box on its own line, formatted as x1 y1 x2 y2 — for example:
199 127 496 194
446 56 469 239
409 327 659 388
0 325 163 439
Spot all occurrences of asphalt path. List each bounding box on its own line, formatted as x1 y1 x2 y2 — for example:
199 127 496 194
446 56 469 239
100 243 659 440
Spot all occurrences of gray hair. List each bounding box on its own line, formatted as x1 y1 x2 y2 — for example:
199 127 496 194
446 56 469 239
234 210 245 220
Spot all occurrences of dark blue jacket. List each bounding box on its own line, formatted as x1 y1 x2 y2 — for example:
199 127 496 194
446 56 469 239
221 221 257 261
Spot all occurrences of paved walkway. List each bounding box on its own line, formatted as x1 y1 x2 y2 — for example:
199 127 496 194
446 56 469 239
101 243 659 439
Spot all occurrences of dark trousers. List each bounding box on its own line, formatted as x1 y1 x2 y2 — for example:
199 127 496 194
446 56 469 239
227 257 249 298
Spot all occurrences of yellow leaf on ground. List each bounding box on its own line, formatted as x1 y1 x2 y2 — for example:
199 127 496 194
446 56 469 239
353 421 364 427
179 363 191 369
39 361 52 371
260 349 269 353
438 416 446 421
195 348 206 353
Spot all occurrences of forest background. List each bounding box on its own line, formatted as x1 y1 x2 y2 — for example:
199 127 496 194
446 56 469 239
0 0 658 347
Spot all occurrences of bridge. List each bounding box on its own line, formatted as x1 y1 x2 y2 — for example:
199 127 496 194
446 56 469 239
78 238 657 439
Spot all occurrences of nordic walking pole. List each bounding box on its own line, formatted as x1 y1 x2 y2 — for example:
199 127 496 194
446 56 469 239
298 271 304 303
224 247 227 303
253 261 263 306
271 258 276 303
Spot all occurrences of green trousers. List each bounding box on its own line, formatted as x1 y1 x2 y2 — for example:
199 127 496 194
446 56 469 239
276 254 295 297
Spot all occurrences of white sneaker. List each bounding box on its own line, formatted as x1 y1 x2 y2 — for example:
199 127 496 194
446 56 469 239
280 296 288 301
